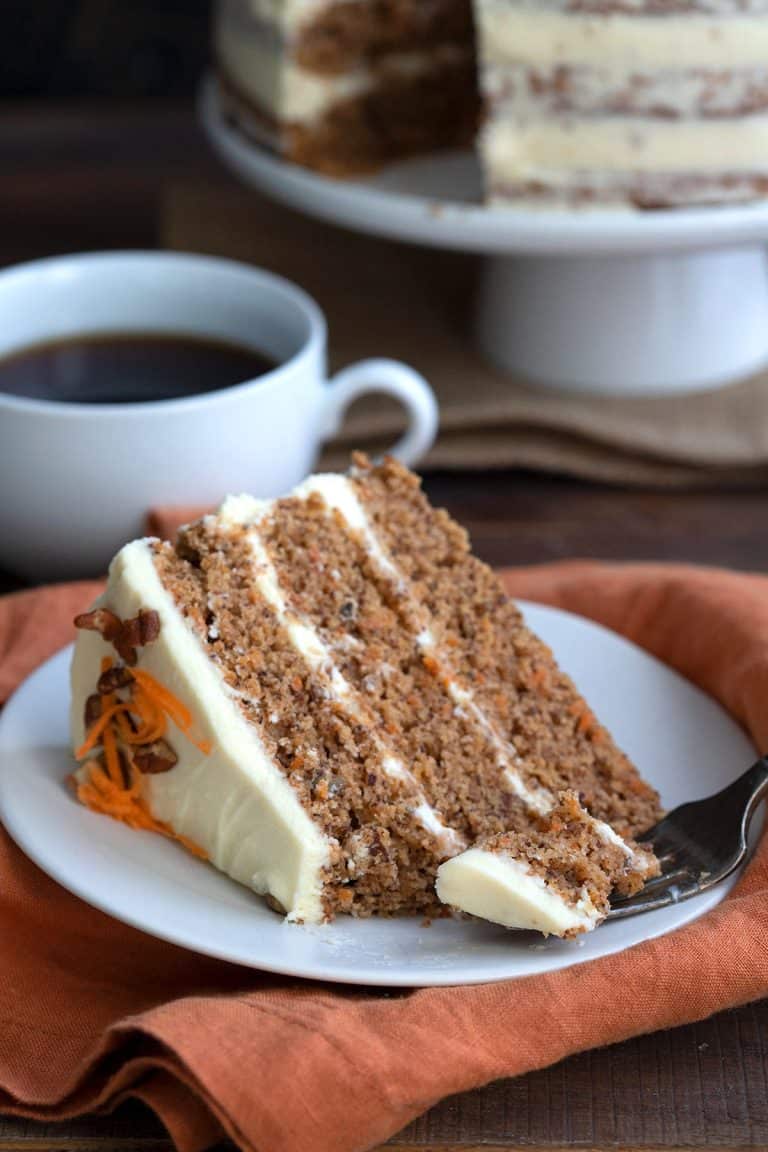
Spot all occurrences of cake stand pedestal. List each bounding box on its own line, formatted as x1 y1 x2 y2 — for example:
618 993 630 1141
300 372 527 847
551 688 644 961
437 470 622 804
202 77 768 397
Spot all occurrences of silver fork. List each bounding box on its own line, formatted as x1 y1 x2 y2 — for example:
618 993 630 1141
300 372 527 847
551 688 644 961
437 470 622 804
608 756 768 919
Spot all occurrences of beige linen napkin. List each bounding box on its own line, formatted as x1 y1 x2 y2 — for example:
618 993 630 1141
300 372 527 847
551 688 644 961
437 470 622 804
163 183 768 488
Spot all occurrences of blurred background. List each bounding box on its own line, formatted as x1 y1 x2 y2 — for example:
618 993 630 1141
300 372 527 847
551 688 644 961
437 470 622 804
0 2 208 100
0 1 216 267
2 1 767 586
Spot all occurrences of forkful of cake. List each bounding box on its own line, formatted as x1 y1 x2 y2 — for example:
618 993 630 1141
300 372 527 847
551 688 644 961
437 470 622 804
437 759 768 938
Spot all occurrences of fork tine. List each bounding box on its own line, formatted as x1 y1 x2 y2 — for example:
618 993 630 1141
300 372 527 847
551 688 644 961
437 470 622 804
609 876 703 918
609 758 768 921
629 866 694 896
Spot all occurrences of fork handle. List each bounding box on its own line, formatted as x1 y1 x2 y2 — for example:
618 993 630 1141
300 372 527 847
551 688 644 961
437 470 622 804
714 755 768 837
740 756 768 825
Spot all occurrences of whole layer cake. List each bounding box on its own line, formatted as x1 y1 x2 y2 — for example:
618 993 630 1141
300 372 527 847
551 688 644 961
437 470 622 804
215 0 768 209
70 457 661 928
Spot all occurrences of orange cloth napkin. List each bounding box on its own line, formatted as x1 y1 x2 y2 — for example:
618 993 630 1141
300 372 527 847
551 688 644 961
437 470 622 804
1 554 768 1152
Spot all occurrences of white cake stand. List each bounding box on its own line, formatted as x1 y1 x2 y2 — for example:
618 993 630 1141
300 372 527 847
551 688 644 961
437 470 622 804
201 77 768 396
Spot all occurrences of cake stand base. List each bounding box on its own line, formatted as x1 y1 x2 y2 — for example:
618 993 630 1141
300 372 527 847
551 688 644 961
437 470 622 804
475 246 768 396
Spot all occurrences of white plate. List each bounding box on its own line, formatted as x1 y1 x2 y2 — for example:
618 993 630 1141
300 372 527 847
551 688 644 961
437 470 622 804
0 602 755 987
200 76 768 258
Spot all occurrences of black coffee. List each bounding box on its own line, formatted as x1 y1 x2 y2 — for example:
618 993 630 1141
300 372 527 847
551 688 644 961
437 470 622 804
0 332 277 404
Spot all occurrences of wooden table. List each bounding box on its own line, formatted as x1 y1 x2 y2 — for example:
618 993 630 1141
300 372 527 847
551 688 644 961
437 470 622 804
0 101 766 1152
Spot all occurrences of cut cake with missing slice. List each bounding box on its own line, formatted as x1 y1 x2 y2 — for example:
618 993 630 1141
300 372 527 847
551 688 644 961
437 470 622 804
70 456 661 928
215 0 768 210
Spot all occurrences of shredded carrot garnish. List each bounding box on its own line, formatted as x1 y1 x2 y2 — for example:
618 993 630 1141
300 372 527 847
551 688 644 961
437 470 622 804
117 686 166 744
75 704 128 759
74 611 210 862
131 669 192 727
102 722 123 787
75 764 207 860
131 669 210 753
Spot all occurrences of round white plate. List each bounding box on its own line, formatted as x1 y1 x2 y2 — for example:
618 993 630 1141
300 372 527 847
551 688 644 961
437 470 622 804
201 76 768 258
0 602 755 987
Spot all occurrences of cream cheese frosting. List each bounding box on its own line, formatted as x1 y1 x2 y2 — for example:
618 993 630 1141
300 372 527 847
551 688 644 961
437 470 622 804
476 7 768 70
70 538 331 923
436 848 602 936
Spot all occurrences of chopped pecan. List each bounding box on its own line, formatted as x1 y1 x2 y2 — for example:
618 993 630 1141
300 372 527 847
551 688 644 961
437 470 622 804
74 608 122 642
116 748 133 789
97 665 134 695
84 694 102 728
115 609 161 666
74 607 161 665
137 608 161 645
132 739 178 775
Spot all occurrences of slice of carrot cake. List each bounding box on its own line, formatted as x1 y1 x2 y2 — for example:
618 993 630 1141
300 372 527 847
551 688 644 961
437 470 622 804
70 455 661 927
437 790 659 938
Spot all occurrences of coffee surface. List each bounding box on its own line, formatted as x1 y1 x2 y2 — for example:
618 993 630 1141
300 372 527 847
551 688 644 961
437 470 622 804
0 332 276 404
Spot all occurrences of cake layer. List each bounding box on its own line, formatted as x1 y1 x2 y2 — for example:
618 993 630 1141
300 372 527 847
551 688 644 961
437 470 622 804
486 65 768 119
488 172 768 210
521 1 768 15
347 461 660 837
293 0 475 74
219 58 478 174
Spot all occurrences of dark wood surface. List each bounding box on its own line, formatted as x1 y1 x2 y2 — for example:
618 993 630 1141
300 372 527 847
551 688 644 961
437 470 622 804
0 100 766 1152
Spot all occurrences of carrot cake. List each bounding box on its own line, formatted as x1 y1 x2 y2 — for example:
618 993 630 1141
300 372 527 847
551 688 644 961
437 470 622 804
70 456 661 928
215 0 768 209
437 791 659 937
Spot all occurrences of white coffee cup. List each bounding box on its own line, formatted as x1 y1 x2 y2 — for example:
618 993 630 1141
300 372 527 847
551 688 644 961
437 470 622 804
0 252 438 582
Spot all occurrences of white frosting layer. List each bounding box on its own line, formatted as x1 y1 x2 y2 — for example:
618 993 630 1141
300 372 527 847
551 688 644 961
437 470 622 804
436 848 601 936
476 6 768 69
483 116 768 185
70 539 331 923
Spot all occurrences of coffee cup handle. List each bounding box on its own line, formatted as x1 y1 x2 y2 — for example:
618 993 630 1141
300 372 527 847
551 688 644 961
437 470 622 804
320 359 439 468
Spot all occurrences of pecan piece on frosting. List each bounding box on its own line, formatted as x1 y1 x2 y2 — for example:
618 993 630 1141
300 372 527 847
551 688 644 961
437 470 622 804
83 694 102 729
114 609 161 666
74 606 161 666
133 739 178 775
74 608 122 643
97 665 134 695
